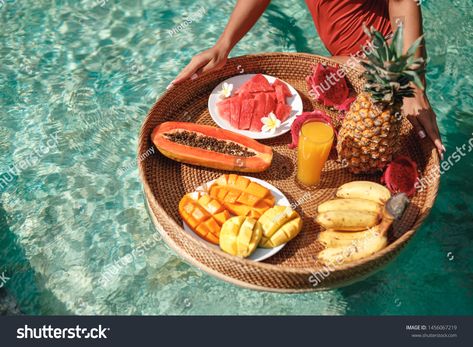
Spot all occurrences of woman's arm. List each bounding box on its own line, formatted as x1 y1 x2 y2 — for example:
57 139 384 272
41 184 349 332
389 0 445 158
172 0 271 85
388 0 426 84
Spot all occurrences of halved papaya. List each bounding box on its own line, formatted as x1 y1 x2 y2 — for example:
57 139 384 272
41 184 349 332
151 122 273 172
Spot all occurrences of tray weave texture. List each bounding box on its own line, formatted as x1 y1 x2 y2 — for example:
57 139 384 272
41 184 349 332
138 53 439 292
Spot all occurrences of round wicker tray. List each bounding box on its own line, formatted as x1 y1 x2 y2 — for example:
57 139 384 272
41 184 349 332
138 53 439 292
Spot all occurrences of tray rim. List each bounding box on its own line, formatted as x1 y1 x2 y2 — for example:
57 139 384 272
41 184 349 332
143 190 410 293
138 52 440 291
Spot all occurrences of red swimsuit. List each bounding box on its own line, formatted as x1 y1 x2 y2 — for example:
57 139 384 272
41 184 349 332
305 0 392 56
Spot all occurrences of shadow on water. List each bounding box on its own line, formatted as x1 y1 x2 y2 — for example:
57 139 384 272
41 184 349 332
0 198 69 314
264 3 312 53
0 199 24 315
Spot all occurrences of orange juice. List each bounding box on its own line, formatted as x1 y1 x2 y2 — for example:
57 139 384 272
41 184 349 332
297 121 334 186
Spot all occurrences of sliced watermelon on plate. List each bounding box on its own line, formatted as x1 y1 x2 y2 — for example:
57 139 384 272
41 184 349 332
250 93 267 132
235 74 273 94
235 79 253 95
216 98 232 124
239 98 255 130
274 103 292 122
216 74 296 133
248 74 273 92
272 79 292 97
229 96 242 129
274 85 287 104
264 92 277 116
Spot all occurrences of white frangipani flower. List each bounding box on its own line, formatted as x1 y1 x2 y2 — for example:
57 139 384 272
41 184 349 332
219 82 233 98
261 112 281 134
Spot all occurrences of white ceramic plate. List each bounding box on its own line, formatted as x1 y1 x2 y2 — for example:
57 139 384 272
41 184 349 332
208 74 303 140
182 176 290 262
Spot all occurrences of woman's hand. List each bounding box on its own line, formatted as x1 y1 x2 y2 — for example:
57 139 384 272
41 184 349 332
169 45 229 88
167 0 271 88
166 0 271 89
404 89 445 159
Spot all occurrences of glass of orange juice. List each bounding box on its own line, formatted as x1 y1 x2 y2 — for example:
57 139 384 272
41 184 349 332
297 120 334 186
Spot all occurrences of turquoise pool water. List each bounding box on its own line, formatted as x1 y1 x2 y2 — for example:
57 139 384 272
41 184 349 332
1 0 472 315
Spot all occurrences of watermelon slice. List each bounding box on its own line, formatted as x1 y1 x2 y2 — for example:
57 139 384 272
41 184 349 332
235 74 273 95
274 85 287 104
250 93 267 131
264 92 277 116
248 74 273 92
239 99 255 130
239 91 253 100
274 103 292 122
229 96 242 129
216 98 232 124
272 79 292 97
235 79 254 95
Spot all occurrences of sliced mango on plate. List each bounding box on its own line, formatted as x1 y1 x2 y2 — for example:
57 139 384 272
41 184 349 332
258 206 303 248
219 216 263 258
179 192 232 245
210 174 275 219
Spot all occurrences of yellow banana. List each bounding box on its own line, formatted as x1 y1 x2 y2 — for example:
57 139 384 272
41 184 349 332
317 228 376 248
316 210 380 231
317 227 388 265
317 198 381 214
336 181 391 204
316 193 411 266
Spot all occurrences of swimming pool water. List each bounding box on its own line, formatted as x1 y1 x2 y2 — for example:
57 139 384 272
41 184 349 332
0 0 472 315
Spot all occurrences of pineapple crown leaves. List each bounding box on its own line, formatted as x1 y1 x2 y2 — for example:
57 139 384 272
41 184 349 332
361 25 425 105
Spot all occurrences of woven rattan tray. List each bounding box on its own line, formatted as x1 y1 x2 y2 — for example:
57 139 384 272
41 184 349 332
138 53 439 292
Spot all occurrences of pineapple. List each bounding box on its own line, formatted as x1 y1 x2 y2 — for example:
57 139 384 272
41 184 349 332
337 25 425 174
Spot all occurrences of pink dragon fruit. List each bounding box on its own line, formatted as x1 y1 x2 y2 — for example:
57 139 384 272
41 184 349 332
288 110 335 149
306 63 350 108
335 96 356 112
381 156 419 197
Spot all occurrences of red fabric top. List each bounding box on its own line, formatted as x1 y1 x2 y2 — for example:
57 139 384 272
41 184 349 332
305 0 392 56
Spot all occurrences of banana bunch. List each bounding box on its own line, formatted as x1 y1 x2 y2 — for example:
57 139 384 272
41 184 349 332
219 206 303 257
335 181 391 204
315 181 395 265
317 225 388 264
